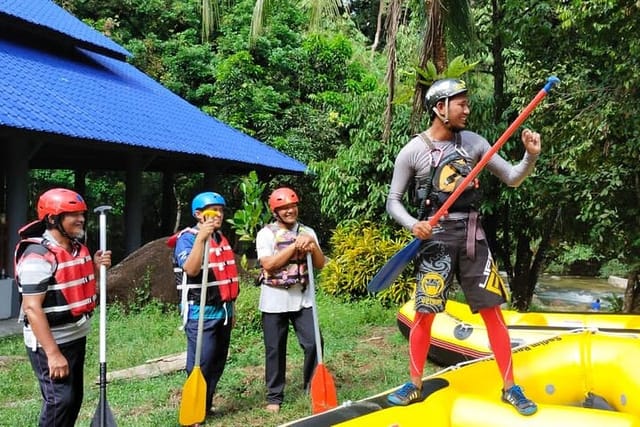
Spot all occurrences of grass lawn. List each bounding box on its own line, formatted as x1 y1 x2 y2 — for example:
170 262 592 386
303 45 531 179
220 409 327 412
0 283 438 426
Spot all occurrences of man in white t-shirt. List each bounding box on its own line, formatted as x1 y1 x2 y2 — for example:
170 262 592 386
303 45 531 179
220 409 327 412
255 187 325 414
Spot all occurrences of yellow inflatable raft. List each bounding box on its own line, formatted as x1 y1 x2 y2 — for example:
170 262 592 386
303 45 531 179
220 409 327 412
397 299 640 365
282 330 640 427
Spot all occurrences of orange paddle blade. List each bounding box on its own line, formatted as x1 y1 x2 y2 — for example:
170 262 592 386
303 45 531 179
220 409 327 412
310 363 338 414
179 366 206 426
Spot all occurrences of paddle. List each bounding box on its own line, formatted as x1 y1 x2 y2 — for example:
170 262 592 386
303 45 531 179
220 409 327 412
179 210 217 426
307 252 338 414
91 205 117 427
368 76 560 293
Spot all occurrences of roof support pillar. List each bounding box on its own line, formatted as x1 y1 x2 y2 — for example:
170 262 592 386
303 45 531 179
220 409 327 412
125 153 143 256
4 138 30 277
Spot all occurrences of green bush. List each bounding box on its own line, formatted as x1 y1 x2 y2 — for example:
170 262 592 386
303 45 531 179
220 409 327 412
233 281 263 335
545 242 603 275
319 219 416 306
598 259 630 278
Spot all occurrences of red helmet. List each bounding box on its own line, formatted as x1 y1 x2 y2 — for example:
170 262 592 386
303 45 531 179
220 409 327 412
37 188 88 220
268 187 299 212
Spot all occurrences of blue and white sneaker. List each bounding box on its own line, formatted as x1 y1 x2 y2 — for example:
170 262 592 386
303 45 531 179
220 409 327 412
502 385 538 416
387 382 422 406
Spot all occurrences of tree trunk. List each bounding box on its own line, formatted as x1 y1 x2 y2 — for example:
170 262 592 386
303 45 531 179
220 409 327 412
491 0 507 121
623 269 640 313
371 0 386 55
410 0 445 132
382 0 401 142
509 232 534 311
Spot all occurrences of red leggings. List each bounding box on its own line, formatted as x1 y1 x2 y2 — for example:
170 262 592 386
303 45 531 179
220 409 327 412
409 305 514 385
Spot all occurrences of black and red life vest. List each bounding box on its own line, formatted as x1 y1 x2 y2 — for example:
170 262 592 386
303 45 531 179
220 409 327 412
15 237 96 326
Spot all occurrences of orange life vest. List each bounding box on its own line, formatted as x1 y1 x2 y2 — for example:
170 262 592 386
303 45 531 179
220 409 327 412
173 228 240 305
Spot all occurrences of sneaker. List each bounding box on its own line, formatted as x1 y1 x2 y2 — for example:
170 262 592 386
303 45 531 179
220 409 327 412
387 382 422 406
502 385 538 416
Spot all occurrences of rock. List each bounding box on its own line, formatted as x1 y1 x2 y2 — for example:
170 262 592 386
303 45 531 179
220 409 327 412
106 237 178 306
608 276 628 289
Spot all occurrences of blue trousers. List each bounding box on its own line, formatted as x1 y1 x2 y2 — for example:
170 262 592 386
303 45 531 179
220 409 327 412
27 337 86 427
185 317 232 412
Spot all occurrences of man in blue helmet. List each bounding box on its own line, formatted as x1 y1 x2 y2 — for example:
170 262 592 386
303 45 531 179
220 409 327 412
172 191 239 425
385 78 540 415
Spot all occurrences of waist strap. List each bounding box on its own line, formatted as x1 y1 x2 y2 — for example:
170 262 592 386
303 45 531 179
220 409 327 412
466 211 479 261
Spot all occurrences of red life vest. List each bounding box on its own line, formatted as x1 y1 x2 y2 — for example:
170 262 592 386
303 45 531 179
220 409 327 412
172 228 239 305
15 237 96 326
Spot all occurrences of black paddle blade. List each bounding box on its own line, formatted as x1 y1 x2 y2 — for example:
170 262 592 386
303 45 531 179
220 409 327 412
90 398 117 427
367 238 422 293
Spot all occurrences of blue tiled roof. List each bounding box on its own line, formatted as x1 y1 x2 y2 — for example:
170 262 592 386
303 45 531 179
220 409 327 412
0 1 307 174
1 0 130 59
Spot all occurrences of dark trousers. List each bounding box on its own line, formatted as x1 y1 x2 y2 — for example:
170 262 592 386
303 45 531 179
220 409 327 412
27 337 86 427
262 308 319 405
185 317 232 412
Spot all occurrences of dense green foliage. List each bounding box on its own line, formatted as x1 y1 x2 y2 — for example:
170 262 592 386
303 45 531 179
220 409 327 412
45 0 640 309
484 0 640 308
320 220 415 304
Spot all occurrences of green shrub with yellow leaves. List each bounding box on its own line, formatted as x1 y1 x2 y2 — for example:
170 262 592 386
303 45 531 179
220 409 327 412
319 219 416 305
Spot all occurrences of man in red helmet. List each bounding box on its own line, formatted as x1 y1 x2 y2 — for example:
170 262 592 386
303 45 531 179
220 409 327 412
255 187 325 413
14 188 111 427
385 79 540 415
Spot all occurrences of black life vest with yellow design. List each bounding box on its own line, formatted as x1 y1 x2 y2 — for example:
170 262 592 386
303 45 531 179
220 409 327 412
414 132 480 217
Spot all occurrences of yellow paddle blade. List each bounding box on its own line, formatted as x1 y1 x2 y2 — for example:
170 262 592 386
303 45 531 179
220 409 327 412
179 367 206 426
311 363 338 414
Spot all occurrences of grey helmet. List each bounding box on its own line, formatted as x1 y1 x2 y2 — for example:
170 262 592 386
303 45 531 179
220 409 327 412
424 78 468 111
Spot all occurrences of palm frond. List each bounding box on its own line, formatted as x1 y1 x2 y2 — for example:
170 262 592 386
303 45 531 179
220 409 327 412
306 0 343 32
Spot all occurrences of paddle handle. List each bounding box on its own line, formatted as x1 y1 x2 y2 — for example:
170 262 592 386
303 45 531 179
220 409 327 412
307 252 323 365
427 76 560 226
94 206 112 364
194 237 210 368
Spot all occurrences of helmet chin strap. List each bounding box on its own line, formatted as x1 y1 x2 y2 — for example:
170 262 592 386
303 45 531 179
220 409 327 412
433 98 451 126
50 215 84 243
273 211 298 229
432 98 465 132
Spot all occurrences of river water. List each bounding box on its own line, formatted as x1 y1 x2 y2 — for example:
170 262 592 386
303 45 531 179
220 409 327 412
532 275 625 311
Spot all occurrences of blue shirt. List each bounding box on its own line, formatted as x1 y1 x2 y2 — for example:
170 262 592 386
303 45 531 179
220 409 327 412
174 228 233 320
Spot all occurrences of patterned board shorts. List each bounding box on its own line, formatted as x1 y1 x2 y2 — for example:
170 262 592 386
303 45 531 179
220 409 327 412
414 218 508 314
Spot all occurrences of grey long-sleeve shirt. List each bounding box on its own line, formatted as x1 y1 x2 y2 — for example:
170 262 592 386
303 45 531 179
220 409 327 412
386 130 538 231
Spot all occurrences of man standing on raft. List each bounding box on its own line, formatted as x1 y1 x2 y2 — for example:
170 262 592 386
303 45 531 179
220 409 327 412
385 78 539 416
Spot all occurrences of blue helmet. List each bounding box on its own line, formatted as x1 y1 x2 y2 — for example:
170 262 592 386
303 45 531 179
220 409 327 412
191 192 226 216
